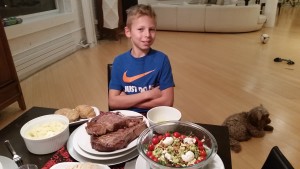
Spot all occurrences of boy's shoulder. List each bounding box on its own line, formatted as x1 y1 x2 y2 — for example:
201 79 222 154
114 50 131 60
149 49 167 57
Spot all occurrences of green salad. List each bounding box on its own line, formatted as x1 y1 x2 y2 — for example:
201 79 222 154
145 131 210 167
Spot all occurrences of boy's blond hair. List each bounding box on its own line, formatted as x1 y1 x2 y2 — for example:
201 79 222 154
126 4 156 28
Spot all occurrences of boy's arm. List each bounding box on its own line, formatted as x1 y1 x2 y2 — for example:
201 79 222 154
108 87 162 110
134 87 174 109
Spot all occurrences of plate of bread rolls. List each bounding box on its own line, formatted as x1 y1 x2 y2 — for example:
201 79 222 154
54 105 99 126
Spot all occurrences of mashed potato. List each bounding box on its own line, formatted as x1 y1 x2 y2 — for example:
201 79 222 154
26 121 67 139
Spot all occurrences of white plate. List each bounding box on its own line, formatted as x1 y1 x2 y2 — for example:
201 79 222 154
77 110 148 155
69 106 100 126
67 125 139 165
73 124 137 160
205 154 225 169
124 158 137 169
135 155 150 169
0 156 18 169
135 154 225 169
50 162 110 169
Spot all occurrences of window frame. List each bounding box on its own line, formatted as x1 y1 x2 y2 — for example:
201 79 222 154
0 0 59 19
4 0 73 40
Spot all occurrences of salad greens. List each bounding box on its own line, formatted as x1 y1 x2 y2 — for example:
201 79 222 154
145 132 209 167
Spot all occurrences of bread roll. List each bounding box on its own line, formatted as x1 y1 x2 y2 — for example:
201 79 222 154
75 105 96 119
54 108 79 122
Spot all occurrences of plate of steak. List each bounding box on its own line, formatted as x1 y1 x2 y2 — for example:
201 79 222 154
67 125 139 165
72 124 137 160
77 110 148 155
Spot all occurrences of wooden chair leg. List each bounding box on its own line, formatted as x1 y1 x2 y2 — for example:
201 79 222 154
278 3 282 15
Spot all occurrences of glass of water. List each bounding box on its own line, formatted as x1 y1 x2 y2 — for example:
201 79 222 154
18 164 38 169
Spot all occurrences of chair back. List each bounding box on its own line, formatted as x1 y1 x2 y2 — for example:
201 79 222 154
107 64 112 91
107 64 113 111
262 146 294 169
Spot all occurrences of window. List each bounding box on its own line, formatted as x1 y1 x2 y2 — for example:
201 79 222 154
0 0 57 18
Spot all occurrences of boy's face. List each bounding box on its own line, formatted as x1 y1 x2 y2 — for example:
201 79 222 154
125 15 156 56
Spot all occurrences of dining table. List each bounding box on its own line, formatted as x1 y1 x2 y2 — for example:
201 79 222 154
0 107 232 169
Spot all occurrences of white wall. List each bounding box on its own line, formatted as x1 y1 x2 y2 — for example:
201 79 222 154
4 0 89 80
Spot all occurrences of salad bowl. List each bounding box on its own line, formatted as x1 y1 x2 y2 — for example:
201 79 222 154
137 121 218 169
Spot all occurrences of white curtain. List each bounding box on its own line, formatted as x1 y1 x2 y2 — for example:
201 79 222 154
102 0 119 29
81 0 97 48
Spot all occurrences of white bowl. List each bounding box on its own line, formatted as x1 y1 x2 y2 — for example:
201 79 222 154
147 106 182 126
20 114 69 154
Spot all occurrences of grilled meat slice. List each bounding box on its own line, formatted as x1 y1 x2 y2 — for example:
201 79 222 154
90 121 147 152
86 111 143 136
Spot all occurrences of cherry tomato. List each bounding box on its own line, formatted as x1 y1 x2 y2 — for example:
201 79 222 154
152 157 159 162
198 141 203 147
158 135 164 140
149 154 158 162
195 137 200 143
180 134 186 140
149 155 155 160
165 132 171 137
200 150 207 157
198 145 204 151
173 132 181 138
146 151 153 157
196 156 205 163
148 144 155 151
152 137 160 145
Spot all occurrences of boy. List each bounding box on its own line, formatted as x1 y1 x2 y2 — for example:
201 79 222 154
108 4 175 114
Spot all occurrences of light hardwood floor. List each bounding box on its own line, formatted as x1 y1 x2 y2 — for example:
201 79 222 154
1 5 299 169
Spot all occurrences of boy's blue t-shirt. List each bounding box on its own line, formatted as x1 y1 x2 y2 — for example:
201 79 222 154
109 49 175 113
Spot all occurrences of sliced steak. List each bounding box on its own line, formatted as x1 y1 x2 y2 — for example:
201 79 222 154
86 111 143 136
90 121 147 152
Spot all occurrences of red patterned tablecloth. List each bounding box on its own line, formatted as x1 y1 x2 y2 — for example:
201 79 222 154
41 146 125 169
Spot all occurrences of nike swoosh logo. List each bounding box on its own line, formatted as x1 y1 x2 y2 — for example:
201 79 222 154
123 70 155 83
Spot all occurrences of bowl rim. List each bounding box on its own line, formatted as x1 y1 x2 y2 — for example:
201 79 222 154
20 114 69 141
137 120 218 169
147 106 181 114
147 106 182 123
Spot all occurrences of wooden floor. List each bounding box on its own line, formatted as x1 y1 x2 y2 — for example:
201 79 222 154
1 5 299 169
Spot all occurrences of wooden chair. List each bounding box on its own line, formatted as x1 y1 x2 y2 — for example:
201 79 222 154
107 64 113 111
262 146 294 169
